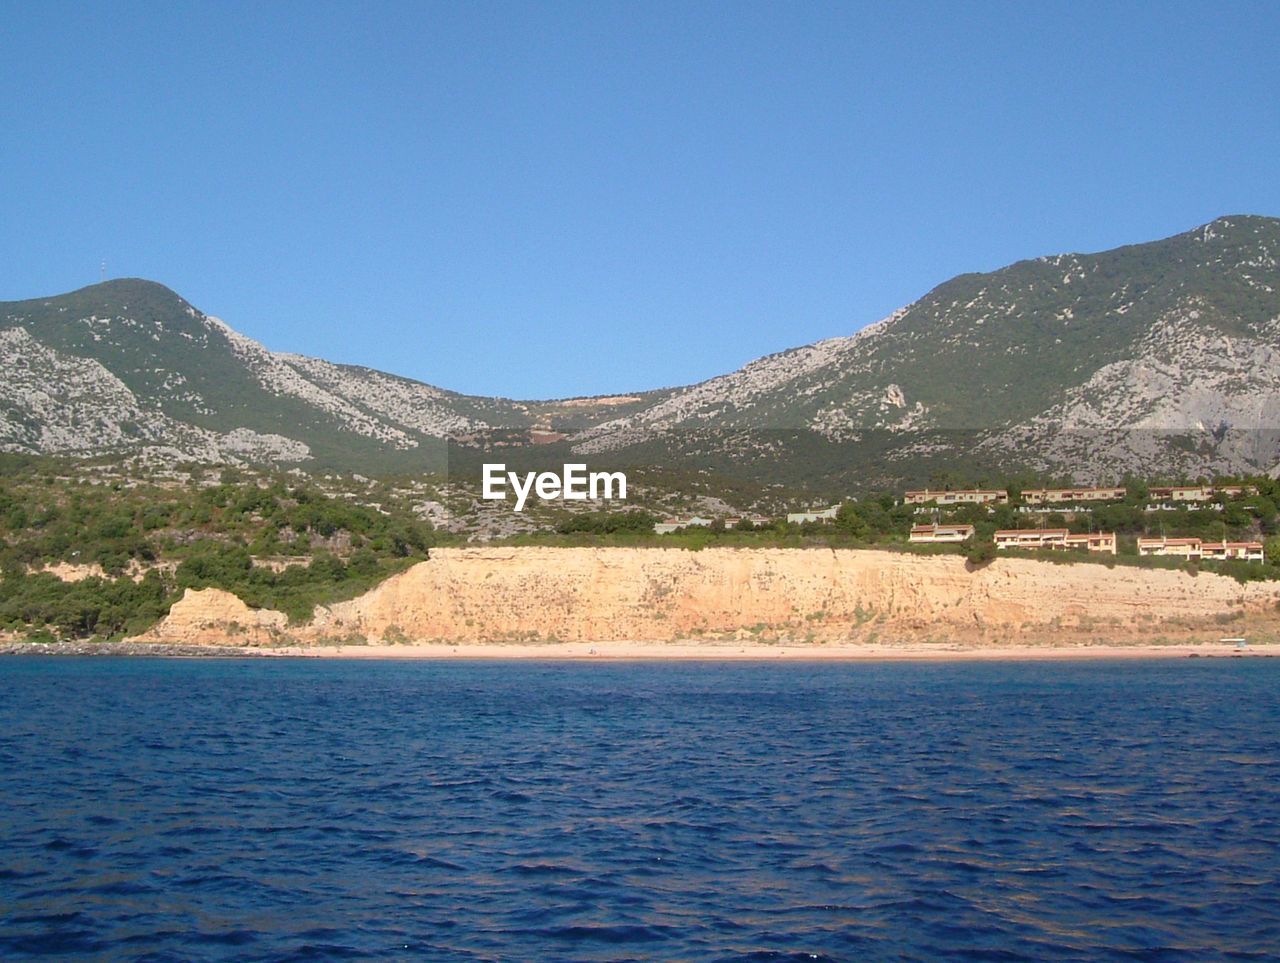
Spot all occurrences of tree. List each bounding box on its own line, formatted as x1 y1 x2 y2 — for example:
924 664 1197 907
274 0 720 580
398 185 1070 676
1267 536 1280 569
309 551 347 582
176 542 253 590
834 503 869 541
966 540 997 565
1124 478 1150 505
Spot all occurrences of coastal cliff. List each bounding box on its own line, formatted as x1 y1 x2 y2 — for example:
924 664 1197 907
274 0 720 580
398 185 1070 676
146 587 290 646
138 548 1280 647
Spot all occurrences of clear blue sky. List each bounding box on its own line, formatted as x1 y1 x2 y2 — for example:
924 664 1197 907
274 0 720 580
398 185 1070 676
2 1 1278 399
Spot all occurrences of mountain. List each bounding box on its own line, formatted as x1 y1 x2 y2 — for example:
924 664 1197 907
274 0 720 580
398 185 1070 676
2 215 1279 487
570 214 1280 485
0 279 661 474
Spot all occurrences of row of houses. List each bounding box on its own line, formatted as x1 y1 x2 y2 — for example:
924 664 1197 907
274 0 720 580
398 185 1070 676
663 483 1264 536
1022 486 1125 504
909 525 1121 555
1137 537 1265 562
658 503 848 533
910 524 1267 563
903 489 1007 506
993 529 1118 554
1019 485 1256 504
910 524 1118 553
904 483 1257 507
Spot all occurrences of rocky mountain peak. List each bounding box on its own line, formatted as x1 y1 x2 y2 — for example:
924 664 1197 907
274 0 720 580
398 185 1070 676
2 216 1278 485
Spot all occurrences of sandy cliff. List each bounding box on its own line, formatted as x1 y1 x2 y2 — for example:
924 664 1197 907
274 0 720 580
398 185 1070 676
305 548 1278 644
139 548 1280 647
140 587 289 646
129 548 1280 648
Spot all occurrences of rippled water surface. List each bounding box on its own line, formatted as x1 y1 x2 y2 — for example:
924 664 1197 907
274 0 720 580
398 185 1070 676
2 657 1279 960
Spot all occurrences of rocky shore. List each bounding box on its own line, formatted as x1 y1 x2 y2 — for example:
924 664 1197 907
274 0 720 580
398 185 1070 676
0 640 266 658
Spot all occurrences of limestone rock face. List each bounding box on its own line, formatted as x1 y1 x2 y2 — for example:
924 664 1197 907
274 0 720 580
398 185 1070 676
132 549 1280 647
140 587 288 646
304 548 1280 645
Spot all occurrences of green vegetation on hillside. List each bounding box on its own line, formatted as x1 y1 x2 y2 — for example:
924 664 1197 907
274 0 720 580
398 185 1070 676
2 451 1277 644
0 456 437 640
495 481 1280 583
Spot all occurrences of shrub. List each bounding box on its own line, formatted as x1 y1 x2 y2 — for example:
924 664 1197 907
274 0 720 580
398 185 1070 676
966 541 997 565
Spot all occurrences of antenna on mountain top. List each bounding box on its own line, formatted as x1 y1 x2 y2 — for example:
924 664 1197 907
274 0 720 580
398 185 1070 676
100 260 106 283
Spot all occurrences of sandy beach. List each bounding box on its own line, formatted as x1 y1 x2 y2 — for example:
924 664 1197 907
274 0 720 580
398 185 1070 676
258 640 1280 661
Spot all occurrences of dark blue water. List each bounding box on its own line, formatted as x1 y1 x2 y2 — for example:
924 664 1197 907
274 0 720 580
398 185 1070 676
1 658 1278 961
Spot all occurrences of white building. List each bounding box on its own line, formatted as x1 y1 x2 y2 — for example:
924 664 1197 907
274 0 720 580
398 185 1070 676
995 529 1117 554
786 505 841 524
1201 541 1266 562
1022 486 1126 505
1063 532 1117 555
994 529 1069 550
1148 486 1213 502
654 516 716 535
1137 537 1203 559
1139 537 1265 562
903 489 1008 506
908 523 975 544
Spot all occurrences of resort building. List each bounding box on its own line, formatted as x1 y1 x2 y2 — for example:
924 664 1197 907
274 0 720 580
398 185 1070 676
1021 486 1126 505
1063 532 1118 555
904 481 1255 510
1145 484 1256 503
655 513 774 535
1200 541 1266 562
908 523 975 544
994 529 1118 554
721 515 772 529
1136 537 1203 559
786 505 841 524
1213 484 1258 498
1203 542 1264 563
1137 537 1265 562
654 516 715 535
994 529 1069 550
902 489 1008 506
1148 485 1213 502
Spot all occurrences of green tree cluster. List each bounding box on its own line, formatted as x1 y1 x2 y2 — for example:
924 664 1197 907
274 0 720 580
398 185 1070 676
0 569 173 640
555 511 657 536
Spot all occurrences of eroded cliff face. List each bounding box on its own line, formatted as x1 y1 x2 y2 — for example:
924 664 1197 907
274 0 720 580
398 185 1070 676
140 587 289 646
137 549 1280 647
292 548 1277 645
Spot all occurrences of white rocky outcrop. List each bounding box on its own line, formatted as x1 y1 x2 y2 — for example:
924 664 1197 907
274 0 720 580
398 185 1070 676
0 328 313 464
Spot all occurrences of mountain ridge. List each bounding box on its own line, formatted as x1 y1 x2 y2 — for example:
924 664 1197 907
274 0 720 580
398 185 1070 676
3 214 1279 485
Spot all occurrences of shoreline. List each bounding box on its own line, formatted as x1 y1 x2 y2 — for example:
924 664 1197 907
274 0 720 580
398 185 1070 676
6 640 1276 662
259 640 1280 661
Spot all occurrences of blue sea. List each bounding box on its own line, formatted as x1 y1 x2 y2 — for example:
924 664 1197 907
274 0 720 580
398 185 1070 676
1 657 1278 961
